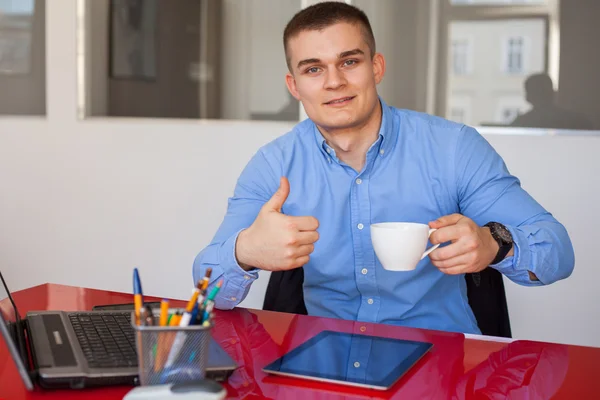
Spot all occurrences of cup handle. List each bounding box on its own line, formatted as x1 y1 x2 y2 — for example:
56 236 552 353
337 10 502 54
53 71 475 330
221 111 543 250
421 228 441 260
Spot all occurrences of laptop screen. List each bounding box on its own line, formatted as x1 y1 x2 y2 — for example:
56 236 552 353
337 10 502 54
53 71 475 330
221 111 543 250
0 271 34 390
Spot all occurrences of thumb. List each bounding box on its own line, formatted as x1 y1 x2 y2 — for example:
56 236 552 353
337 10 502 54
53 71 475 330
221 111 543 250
263 177 290 213
429 213 463 228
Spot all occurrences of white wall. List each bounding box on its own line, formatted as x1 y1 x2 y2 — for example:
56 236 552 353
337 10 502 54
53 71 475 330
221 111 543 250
0 0 598 348
486 133 600 348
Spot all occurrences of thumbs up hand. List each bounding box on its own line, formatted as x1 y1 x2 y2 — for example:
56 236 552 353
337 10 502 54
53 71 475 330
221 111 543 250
235 177 320 272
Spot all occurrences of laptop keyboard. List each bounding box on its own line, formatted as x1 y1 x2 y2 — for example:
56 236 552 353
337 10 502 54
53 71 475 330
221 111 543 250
68 313 138 369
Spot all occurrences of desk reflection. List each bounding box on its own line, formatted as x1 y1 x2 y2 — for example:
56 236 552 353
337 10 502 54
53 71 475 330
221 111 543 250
454 339 568 399
211 309 464 399
212 308 570 399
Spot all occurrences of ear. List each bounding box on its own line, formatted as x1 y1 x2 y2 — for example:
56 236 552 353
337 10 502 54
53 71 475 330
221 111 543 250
372 53 386 84
285 72 301 100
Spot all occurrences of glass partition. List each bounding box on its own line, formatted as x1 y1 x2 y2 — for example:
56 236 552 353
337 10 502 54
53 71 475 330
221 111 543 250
79 0 301 121
78 0 600 132
0 0 46 116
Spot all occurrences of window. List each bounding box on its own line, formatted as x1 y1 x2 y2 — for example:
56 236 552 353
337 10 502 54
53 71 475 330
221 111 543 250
0 0 45 115
73 0 600 131
447 95 472 125
443 14 548 127
494 96 529 125
451 38 471 75
500 107 521 123
79 0 301 121
505 36 525 74
0 0 34 74
451 0 548 5
450 107 466 123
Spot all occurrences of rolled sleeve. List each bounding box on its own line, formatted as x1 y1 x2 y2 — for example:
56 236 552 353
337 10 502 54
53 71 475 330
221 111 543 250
193 147 280 310
455 126 574 287
490 222 574 286
214 230 260 309
490 225 542 286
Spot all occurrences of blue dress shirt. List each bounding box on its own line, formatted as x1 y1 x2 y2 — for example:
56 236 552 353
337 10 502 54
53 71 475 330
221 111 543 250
193 98 574 334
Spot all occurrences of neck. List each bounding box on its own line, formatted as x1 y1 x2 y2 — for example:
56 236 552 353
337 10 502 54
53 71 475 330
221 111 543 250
317 101 382 172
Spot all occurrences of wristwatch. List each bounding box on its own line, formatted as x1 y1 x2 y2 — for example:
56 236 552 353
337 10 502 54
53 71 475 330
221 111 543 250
484 222 513 265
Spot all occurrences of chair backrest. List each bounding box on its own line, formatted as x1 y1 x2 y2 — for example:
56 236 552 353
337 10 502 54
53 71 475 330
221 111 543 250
263 268 512 338
263 268 307 315
465 268 512 338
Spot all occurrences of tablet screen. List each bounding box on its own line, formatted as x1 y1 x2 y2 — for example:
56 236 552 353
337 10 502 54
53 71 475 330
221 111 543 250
263 330 432 390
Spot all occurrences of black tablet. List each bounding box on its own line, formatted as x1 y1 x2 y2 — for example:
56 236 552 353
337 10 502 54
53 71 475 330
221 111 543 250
262 330 433 390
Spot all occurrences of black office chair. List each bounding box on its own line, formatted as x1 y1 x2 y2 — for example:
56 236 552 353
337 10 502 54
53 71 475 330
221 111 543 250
263 268 512 338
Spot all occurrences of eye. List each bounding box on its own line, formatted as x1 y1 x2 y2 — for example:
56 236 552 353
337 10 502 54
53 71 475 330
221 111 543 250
306 67 320 74
343 59 358 67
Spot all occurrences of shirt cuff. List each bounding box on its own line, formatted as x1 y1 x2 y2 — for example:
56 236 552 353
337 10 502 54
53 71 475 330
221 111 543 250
217 229 259 308
489 225 543 286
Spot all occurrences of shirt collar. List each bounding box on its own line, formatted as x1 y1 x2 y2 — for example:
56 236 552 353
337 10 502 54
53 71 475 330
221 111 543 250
312 96 397 163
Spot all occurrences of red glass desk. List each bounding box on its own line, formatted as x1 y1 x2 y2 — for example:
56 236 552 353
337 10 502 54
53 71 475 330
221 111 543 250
1 284 598 399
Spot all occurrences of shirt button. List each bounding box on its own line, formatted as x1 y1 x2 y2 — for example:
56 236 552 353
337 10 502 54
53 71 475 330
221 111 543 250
361 268 368 275
230 297 237 301
353 361 360 368
360 326 367 332
367 298 374 305
357 223 364 230
243 275 250 280
355 178 362 184
326 148 331 154
380 149 385 155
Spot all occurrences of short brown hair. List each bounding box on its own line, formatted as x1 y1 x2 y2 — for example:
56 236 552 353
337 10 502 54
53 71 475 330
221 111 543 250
283 2 376 71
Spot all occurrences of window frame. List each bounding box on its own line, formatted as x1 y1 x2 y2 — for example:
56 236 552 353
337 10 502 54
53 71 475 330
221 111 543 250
435 0 558 123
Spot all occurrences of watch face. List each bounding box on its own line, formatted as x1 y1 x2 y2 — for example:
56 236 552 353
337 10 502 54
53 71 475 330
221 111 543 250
493 223 513 243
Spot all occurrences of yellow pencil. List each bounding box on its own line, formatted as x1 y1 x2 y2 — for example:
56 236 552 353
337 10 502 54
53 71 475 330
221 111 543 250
159 299 169 327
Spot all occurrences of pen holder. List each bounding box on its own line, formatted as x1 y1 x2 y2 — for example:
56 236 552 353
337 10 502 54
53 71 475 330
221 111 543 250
132 313 212 386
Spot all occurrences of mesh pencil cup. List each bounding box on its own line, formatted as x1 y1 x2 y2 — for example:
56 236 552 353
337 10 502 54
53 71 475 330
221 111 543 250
132 312 212 386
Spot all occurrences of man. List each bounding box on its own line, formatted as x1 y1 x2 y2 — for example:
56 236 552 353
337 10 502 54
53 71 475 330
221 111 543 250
193 2 574 334
510 73 593 130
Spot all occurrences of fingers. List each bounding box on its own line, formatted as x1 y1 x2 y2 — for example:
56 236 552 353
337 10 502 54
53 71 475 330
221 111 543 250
429 240 478 262
296 244 315 257
263 177 290 212
292 216 320 231
436 264 468 275
296 231 319 245
283 243 314 258
278 248 312 271
429 213 464 229
295 255 310 267
430 252 474 270
430 225 462 245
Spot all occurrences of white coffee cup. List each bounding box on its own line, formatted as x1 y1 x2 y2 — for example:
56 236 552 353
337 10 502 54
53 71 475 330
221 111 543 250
370 222 440 271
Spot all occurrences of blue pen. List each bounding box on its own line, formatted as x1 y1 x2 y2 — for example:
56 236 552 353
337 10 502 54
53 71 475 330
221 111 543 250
133 268 144 325
189 302 200 324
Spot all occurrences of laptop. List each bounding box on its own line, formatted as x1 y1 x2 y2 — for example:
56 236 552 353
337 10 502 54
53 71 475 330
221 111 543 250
0 271 237 389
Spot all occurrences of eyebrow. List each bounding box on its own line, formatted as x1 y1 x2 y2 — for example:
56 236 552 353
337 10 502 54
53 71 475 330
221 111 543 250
296 48 365 70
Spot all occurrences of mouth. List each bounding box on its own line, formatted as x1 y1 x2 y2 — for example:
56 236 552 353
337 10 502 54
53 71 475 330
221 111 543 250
324 96 355 106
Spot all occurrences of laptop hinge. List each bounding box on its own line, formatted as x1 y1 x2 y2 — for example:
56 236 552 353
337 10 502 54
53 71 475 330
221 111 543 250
16 318 38 381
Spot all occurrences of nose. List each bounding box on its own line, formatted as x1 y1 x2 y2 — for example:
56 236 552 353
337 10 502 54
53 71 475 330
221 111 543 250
323 67 347 90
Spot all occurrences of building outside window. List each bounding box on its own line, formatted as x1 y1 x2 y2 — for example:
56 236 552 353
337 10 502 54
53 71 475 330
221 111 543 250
505 36 525 74
452 38 472 75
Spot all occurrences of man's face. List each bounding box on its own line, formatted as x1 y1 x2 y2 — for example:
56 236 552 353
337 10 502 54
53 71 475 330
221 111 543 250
285 22 385 132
